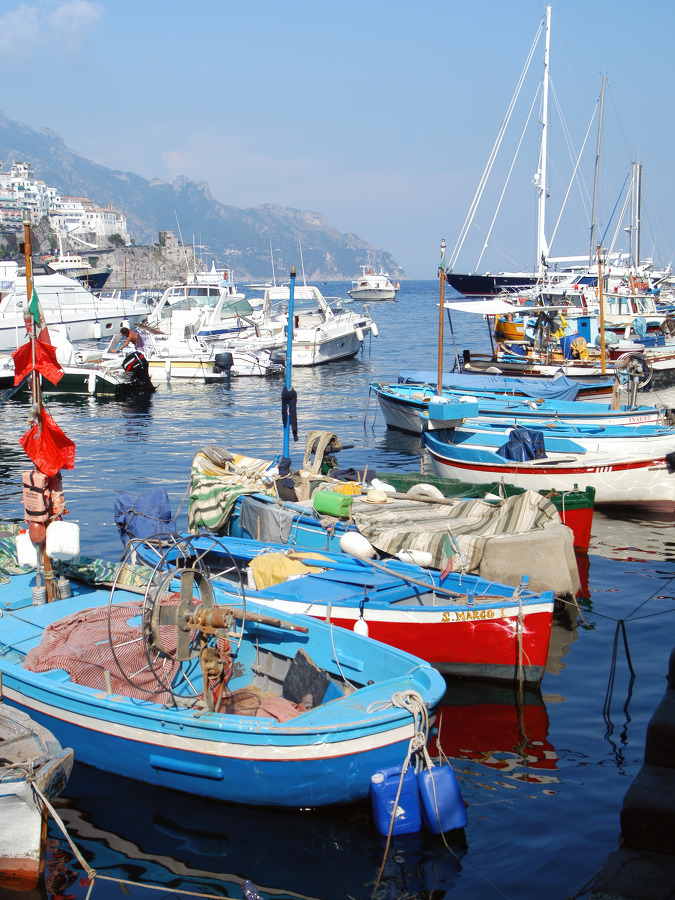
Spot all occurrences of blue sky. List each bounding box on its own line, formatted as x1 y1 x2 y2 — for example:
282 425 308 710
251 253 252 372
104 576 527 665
1 0 673 278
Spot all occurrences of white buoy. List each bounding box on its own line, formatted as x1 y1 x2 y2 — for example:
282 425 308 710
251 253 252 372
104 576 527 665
92 322 102 339
87 372 97 394
339 532 375 559
355 326 364 342
353 616 369 637
371 323 379 337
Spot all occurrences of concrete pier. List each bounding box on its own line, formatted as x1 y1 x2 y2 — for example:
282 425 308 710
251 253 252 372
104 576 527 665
592 647 675 899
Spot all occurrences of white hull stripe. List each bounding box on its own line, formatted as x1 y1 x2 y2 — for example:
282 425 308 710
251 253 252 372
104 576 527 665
2 686 414 762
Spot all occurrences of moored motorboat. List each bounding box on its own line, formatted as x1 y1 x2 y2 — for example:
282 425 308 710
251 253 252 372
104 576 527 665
249 284 378 366
0 262 147 350
348 266 400 301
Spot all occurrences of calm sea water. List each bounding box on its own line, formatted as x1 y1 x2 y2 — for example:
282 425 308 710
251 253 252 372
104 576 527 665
1 281 674 900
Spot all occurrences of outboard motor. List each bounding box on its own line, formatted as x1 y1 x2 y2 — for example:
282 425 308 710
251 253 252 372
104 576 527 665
213 352 233 385
123 351 155 393
270 348 286 365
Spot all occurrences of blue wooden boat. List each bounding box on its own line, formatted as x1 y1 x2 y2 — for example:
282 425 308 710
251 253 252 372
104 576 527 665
423 420 675 509
131 531 556 685
396 369 615 399
370 380 668 435
0 542 445 809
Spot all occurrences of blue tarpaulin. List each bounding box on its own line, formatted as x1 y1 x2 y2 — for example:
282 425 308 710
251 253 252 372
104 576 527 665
397 370 612 402
114 486 178 547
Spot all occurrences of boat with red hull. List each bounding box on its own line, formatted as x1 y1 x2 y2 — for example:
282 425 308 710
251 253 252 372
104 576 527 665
134 533 556 686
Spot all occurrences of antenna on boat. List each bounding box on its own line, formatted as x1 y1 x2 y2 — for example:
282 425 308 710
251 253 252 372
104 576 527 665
437 239 446 393
299 240 307 285
270 239 277 286
174 211 192 282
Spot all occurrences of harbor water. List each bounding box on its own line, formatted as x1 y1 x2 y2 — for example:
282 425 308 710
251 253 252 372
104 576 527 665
1 280 674 900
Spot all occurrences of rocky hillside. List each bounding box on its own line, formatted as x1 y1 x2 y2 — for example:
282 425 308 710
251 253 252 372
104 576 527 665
0 113 405 282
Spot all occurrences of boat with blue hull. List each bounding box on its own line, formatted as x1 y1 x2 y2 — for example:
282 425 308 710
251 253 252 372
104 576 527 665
370 380 668 435
0 541 445 809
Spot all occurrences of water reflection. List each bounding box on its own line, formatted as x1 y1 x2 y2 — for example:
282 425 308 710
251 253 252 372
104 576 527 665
46 763 466 900
431 680 557 783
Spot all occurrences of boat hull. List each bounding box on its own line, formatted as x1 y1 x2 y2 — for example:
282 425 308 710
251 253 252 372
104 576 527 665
348 287 397 301
0 573 444 808
425 431 675 509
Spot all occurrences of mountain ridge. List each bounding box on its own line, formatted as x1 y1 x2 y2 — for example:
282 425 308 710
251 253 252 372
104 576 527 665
0 112 405 282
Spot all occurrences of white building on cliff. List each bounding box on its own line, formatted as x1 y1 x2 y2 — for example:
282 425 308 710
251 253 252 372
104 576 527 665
0 161 129 247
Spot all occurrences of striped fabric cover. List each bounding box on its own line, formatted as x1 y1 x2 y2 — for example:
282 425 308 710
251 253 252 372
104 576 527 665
352 491 560 573
187 450 274 534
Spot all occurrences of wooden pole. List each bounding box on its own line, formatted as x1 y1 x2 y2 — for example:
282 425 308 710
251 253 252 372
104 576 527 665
437 238 446 395
22 213 55 602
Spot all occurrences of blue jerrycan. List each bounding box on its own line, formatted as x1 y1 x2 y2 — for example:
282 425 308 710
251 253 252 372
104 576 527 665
417 764 467 833
370 765 422 836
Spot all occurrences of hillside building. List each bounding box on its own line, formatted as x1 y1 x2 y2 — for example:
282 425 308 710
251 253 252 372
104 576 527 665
0 161 129 247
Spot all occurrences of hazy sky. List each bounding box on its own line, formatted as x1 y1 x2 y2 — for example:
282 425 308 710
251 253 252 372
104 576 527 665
1 0 673 278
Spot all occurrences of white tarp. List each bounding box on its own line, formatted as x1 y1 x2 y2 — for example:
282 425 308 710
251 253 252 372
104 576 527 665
443 299 520 315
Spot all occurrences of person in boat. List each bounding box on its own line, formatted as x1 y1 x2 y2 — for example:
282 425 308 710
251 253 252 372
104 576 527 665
117 326 144 352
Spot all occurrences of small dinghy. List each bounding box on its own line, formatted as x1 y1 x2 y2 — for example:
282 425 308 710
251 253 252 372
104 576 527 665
0 701 73 891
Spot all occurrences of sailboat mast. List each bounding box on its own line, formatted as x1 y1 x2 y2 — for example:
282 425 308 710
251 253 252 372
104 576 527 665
534 4 551 277
589 76 606 267
630 161 642 269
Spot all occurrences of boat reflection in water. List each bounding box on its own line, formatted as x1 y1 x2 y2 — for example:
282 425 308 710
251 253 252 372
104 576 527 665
46 762 465 900
431 679 557 783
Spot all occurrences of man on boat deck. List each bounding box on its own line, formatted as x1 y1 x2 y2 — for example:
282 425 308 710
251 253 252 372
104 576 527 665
117 326 144 352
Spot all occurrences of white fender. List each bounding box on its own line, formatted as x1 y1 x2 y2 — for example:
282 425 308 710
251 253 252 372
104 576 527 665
339 531 375 560
87 372 97 394
92 322 102 339
355 326 364 342
371 323 379 337
165 358 172 378
396 549 433 568
353 616 369 637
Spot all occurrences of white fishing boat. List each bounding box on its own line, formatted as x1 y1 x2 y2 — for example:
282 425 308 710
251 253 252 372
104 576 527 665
0 262 147 350
348 265 399 301
423 420 675 510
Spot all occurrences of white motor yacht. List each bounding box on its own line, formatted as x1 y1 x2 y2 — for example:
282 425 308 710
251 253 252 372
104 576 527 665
0 262 147 350
348 266 399 301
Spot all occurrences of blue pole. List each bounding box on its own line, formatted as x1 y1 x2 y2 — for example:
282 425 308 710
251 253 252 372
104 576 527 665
282 266 296 459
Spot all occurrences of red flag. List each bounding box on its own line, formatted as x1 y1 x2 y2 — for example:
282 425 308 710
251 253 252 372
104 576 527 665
18 408 75 476
12 337 64 386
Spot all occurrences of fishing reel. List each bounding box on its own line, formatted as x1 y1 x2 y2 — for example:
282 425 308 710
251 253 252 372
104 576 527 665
613 352 653 388
613 352 653 407
108 534 308 711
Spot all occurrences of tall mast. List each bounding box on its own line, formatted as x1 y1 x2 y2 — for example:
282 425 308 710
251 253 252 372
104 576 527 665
589 75 606 267
534 4 551 277
629 161 642 269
